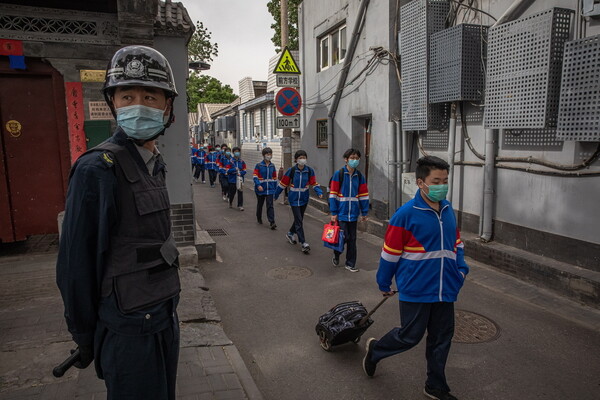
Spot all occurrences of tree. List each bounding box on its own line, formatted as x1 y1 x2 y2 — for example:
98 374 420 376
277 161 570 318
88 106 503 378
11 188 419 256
188 21 219 63
187 73 237 112
267 0 301 52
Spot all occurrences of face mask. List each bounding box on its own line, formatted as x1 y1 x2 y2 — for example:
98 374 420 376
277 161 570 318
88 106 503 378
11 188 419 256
225 151 231 156
423 183 448 202
265 155 272 161
348 159 360 169
220 149 224 153
234 151 240 157
116 105 166 140
297 159 307 166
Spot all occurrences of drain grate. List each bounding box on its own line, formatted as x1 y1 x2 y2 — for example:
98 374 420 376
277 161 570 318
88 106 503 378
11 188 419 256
266 266 313 280
453 310 500 344
205 228 228 237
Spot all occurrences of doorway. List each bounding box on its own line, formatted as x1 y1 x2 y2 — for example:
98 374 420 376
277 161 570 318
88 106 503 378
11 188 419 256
0 58 70 242
351 115 371 182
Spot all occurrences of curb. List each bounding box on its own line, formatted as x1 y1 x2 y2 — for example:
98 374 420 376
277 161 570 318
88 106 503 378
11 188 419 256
223 346 264 400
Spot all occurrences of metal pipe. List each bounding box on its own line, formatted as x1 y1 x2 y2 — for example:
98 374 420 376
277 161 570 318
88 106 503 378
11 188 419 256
388 121 397 217
402 129 409 173
395 120 403 206
327 0 370 177
492 0 536 27
447 103 457 203
481 128 498 242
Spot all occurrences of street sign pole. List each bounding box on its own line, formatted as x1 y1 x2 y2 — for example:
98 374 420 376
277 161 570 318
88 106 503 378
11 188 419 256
281 0 292 171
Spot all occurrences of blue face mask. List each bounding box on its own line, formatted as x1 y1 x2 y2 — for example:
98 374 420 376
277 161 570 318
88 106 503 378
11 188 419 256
234 151 240 157
116 105 167 140
348 159 360 169
225 151 231 156
424 183 448 202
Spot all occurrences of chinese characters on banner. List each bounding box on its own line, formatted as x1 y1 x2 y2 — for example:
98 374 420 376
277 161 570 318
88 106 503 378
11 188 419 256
65 82 87 163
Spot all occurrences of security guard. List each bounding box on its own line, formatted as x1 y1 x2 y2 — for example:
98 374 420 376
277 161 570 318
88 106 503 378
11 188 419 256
56 45 181 399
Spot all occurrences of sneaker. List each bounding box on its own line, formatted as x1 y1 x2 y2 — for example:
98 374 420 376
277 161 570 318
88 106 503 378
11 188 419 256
345 265 359 273
210 184 215 188
285 232 297 244
239 207 244 211
229 204 233 209
257 218 263 225
423 386 458 400
362 338 377 377
270 222 277 230
202 180 206 184
301 243 310 253
332 256 340 267
222 195 228 201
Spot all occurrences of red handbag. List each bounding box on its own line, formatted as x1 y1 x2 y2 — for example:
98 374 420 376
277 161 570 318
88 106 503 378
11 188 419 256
322 222 339 244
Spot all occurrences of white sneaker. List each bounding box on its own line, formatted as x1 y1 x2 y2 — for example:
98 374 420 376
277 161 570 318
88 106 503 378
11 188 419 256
223 195 228 201
345 265 359 273
301 243 310 254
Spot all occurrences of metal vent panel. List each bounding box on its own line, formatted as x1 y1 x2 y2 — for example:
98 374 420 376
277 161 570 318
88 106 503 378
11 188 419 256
430 24 489 103
483 8 573 129
400 0 450 131
422 130 449 150
557 34 600 141
502 129 563 150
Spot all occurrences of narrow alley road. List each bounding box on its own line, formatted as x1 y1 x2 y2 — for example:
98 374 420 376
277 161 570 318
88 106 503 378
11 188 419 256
194 183 600 400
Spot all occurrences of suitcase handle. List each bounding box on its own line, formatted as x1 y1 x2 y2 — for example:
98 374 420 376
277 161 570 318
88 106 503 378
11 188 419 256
359 291 397 326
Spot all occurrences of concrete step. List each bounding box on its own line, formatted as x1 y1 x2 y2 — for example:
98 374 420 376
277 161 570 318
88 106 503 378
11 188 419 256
463 233 600 310
194 224 216 260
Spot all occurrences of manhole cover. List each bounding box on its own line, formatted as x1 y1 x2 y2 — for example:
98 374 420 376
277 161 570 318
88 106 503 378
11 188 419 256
266 266 313 280
453 310 500 344
206 228 228 237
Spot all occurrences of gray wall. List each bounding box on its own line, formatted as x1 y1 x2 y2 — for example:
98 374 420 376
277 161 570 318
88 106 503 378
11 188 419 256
299 0 600 248
154 36 193 205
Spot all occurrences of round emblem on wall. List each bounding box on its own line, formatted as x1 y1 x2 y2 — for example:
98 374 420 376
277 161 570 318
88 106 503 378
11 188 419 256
6 120 22 138
125 59 145 78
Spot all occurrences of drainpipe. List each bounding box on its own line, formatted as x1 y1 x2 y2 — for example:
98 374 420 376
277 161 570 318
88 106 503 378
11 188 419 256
447 102 457 203
388 121 397 216
395 120 403 206
402 129 409 173
327 0 370 177
480 128 497 242
494 0 536 26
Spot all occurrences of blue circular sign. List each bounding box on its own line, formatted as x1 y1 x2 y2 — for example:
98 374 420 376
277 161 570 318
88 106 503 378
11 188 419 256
276 87 302 116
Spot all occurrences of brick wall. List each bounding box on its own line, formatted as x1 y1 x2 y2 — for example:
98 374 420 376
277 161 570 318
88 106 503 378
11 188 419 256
171 203 194 246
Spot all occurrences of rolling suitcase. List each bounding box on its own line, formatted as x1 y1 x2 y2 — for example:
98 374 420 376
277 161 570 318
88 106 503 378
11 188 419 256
315 293 395 351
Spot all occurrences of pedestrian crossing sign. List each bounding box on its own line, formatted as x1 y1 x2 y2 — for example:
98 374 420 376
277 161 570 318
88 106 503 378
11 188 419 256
273 47 301 75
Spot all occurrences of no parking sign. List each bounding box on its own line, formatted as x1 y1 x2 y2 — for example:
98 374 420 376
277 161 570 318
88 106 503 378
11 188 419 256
275 87 302 117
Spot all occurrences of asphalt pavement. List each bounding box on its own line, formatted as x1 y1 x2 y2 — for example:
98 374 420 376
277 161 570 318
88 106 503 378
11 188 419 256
194 182 600 400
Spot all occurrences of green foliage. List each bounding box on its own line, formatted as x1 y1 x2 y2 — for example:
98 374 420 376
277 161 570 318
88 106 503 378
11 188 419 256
188 21 219 63
267 0 301 52
187 73 237 112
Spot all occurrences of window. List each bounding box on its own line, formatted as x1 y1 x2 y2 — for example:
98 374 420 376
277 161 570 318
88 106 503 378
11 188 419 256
319 25 346 71
316 119 328 148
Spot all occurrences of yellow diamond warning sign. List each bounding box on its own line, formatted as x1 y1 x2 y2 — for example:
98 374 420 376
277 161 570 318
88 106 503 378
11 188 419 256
273 47 301 75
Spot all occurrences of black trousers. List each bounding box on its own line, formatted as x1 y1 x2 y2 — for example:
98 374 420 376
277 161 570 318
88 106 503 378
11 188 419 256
256 194 275 223
219 173 229 195
289 204 308 244
208 169 217 185
334 220 358 267
228 184 243 207
369 301 455 393
193 164 205 180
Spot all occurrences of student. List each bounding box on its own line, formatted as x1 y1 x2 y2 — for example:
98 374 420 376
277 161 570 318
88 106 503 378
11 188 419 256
190 144 199 182
206 146 219 187
253 147 278 228
195 145 207 183
328 148 369 272
223 147 247 210
275 150 323 253
362 156 468 400
218 146 231 201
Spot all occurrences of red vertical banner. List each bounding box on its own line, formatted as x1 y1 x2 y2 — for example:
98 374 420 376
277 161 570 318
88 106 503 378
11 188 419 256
65 82 87 163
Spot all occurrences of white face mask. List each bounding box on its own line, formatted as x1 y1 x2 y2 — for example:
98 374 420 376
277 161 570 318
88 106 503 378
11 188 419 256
297 159 307 166
265 155 272 161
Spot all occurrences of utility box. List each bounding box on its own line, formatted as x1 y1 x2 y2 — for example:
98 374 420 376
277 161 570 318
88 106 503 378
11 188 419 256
429 24 489 104
400 0 450 131
483 8 574 129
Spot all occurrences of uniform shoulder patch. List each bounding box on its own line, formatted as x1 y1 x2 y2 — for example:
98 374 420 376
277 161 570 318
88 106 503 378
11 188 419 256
99 151 115 168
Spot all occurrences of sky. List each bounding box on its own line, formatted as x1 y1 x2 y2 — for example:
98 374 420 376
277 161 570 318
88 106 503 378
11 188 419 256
182 0 278 94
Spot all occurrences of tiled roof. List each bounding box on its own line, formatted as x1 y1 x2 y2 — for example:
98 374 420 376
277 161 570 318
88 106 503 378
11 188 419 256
155 0 194 42
198 103 230 122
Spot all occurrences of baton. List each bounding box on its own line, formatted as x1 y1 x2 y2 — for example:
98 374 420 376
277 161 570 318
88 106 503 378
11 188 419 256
53 348 80 378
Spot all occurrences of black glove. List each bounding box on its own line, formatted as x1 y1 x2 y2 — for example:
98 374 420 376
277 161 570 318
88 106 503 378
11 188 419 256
73 345 94 369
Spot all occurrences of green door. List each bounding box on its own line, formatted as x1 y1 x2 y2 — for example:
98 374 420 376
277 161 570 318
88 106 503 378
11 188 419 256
84 120 112 148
